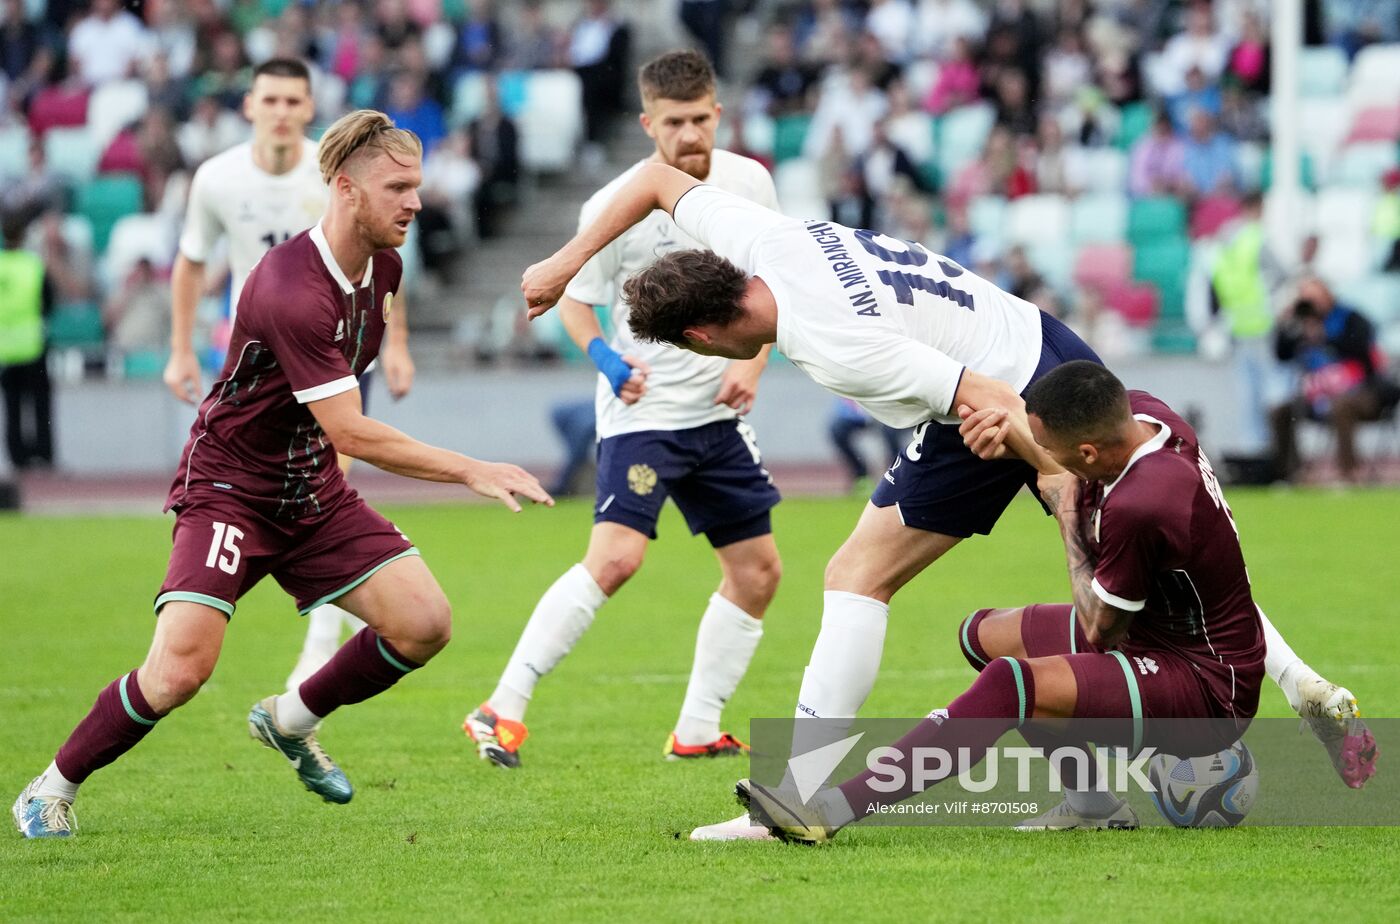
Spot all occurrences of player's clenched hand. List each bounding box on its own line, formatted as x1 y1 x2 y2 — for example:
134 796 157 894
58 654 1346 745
1036 471 1080 520
715 362 762 414
463 461 555 512
164 348 203 404
957 405 1011 460
522 254 576 320
618 355 651 405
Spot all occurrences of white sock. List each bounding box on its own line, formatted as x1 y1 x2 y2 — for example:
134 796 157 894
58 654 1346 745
675 593 764 746
1259 607 1316 712
814 787 858 828
491 563 607 723
787 592 888 774
273 687 321 736
305 603 348 651
33 761 78 803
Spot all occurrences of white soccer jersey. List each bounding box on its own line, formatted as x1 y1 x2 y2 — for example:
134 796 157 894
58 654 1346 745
564 150 779 439
672 185 1045 429
178 139 329 319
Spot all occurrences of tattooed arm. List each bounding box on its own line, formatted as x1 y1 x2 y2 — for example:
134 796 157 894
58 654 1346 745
1037 471 1136 650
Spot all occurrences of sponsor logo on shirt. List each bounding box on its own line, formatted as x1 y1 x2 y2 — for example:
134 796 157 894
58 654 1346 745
1133 656 1159 676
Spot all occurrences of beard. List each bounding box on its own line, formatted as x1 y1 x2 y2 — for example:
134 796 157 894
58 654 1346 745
353 200 409 251
672 148 712 180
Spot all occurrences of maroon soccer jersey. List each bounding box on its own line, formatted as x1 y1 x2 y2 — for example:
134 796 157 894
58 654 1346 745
1077 392 1265 719
166 223 402 518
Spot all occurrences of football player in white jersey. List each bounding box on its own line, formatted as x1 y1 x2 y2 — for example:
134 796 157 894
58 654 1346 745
522 162 1373 835
462 51 783 768
163 58 416 692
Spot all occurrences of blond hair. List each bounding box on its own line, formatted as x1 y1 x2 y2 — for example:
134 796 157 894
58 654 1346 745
318 110 422 184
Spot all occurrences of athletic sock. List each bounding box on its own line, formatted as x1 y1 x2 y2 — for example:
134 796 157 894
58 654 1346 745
675 593 764 746
1259 607 1315 712
304 603 347 652
53 669 163 786
1015 723 1122 817
836 656 1036 820
278 628 423 734
32 761 79 803
490 563 607 723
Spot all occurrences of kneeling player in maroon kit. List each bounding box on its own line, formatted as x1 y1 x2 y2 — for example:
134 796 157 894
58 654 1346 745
13 111 552 838
745 363 1372 842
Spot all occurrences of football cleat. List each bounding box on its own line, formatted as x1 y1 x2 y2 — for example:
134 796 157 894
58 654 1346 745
1014 798 1140 831
1296 677 1378 789
248 697 353 804
689 812 778 842
12 778 75 839
664 732 750 761
463 704 529 769
735 778 836 846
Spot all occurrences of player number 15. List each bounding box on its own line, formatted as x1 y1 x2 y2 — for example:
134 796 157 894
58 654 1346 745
205 521 244 575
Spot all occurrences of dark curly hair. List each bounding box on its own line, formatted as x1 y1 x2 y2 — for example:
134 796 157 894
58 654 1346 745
622 250 749 346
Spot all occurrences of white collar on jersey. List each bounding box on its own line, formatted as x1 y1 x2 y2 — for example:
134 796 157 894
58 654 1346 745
310 220 374 295
1101 414 1172 498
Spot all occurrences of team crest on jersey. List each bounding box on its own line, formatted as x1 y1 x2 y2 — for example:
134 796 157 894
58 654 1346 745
627 463 658 496
383 291 394 322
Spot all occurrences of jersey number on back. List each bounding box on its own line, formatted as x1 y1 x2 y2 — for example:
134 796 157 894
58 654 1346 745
854 230 975 311
260 231 292 250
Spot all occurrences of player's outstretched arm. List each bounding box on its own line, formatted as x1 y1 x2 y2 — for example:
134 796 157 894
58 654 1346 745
522 163 702 319
951 370 1063 475
308 388 553 512
560 295 650 404
164 254 206 404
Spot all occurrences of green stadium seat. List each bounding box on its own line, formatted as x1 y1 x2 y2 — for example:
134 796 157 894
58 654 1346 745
1260 150 1317 190
1151 322 1197 354
1115 101 1153 151
47 301 105 350
76 174 144 255
1132 237 1190 317
1127 196 1186 244
936 103 994 182
772 114 812 163
121 349 168 379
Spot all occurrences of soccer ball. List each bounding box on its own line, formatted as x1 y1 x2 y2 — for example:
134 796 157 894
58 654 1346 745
1148 741 1258 828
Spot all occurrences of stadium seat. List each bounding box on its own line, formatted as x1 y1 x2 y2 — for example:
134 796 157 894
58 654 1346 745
1346 106 1400 145
87 80 149 150
1298 97 1350 178
1315 187 1380 239
1132 236 1190 313
1260 150 1317 191
1263 188 1317 245
1105 280 1159 327
517 70 583 173
1071 192 1128 243
1079 147 1128 194
496 71 530 118
102 213 177 291
1115 101 1153 151
43 126 102 184
1298 46 1349 98
46 301 104 350
1189 195 1243 239
731 112 775 158
1150 321 1197 354
76 174 144 254
449 71 490 127
1315 231 1376 285
1236 141 1266 192
1073 241 1132 293
1339 274 1400 327
772 114 812 163
967 195 1007 246
1127 196 1187 244
1347 43 1400 108
1025 239 1074 294
1006 194 1070 245
936 102 994 182
774 158 825 219
0 124 29 178
121 349 168 380
1329 142 1398 187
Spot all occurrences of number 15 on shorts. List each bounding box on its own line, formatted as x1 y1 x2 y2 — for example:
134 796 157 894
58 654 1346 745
205 522 244 575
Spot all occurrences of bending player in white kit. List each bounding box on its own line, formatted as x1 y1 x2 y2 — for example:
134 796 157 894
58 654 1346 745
463 51 783 768
522 163 1375 834
163 58 416 689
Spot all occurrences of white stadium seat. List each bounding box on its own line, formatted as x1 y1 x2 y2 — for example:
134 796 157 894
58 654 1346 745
517 70 584 173
1071 192 1128 243
0 123 29 178
102 213 176 292
1006 194 1070 245
774 158 825 219
43 126 101 184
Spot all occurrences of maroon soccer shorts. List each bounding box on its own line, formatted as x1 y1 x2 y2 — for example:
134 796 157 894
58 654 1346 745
1016 603 1247 756
155 485 417 618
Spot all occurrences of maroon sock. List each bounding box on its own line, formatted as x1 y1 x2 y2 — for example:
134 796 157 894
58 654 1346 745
298 628 423 719
958 609 993 671
838 656 1036 818
54 670 163 784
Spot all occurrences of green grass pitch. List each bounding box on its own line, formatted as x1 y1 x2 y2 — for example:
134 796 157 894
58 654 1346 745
2 490 1397 921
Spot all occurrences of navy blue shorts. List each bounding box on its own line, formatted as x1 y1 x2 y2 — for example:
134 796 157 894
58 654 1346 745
358 369 374 414
594 419 781 547
869 311 1102 538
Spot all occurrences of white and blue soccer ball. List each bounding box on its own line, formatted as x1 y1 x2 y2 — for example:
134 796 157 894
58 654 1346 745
1148 741 1259 828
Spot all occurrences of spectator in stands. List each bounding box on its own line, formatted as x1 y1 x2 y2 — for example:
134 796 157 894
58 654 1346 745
1042 27 1093 109
804 66 888 160
991 68 1036 139
1217 82 1268 143
1270 277 1400 483
99 107 186 210
864 0 915 65
750 25 818 116
1128 109 1187 198
1325 0 1400 58
851 29 901 91
1158 1 1230 95
145 0 196 80
860 119 928 223
102 258 172 353
1181 107 1239 199
508 0 566 71
178 95 247 166
988 0 1045 99
1168 65 1222 132
1377 167 1400 272
193 30 251 110
570 0 630 169
1034 113 1088 196
947 124 1034 208
679 0 727 77
1061 84 1120 147
143 52 190 121
26 58 89 136
386 71 447 158
349 35 390 110
914 0 986 61
2 137 65 223
941 205 977 269
453 0 505 74
923 34 979 114
67 0 149 87
375 0 422 52
795 0 860 67
328 1 369 83
1 0 46 95
1226 10 1270 95
418 129 480 279
0 213 54 472
881 79 933 167
27 210 93 306
468 80 520 239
